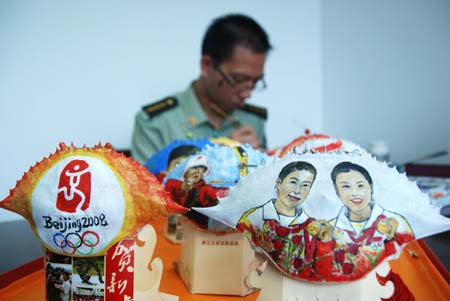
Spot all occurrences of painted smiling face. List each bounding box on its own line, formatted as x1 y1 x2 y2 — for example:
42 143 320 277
184 166 207 184
276 170 314 215
335 170 372 215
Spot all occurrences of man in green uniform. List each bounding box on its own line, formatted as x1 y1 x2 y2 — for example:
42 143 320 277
131 14 272 164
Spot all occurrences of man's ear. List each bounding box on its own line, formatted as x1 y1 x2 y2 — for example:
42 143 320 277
200 55 214 78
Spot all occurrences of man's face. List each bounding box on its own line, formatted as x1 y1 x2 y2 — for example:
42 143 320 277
204 45 266 113
276 170 315 211
335 170 372 214
184 166 206 184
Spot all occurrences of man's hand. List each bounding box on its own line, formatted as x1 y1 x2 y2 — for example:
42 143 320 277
229 125 261 150
317 221 333 242
181 179 193 192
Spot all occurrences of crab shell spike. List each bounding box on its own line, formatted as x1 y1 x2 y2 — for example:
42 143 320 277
1 143 186 257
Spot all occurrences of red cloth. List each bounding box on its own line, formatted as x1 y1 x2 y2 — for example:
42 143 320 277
165 179 227 208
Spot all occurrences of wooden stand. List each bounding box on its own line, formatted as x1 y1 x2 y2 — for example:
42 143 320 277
133 224 178 301
257 261 394 301
175 217 260 296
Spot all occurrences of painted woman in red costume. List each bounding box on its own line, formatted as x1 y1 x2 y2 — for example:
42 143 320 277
329 161 415 281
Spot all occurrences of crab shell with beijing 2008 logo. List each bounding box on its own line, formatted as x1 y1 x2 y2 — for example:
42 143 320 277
0 142 186 257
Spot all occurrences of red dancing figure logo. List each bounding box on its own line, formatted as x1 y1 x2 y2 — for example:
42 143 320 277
56 160 91 213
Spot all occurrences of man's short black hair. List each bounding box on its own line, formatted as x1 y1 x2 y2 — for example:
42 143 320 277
168 145 200 165
278 161 317 183
201 13 272 64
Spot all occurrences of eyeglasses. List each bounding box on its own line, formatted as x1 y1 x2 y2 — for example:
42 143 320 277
213 62 267 92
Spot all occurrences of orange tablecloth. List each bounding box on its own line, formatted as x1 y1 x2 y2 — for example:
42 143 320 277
1 217 449 301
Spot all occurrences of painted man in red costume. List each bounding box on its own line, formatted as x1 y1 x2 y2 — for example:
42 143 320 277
165 154 228 226
237 161 334 281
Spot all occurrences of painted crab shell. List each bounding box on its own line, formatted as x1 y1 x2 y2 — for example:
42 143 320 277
195 152 450 282
0 142 185 257
163 143 272 229
269 129 366 157
144 137 239 183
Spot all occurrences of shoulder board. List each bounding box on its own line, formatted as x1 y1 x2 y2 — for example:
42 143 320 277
142 97 178 118
239 103 267 120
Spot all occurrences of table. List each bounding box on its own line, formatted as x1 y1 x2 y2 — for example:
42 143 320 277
1 217 449 301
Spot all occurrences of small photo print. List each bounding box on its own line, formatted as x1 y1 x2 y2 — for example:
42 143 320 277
72 257 105 287
45 262 72 301
72 286 105 301
46 249 72 265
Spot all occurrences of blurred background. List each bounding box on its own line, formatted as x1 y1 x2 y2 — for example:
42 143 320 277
1 0 449 223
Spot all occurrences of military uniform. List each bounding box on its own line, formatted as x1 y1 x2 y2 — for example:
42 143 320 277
131 83 267 164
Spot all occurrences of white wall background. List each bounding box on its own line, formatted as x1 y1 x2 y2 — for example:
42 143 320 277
0 0 322 222
322 0 450 164
1 0 449 223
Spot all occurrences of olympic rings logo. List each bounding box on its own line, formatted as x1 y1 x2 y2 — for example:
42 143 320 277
53 231 100 255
